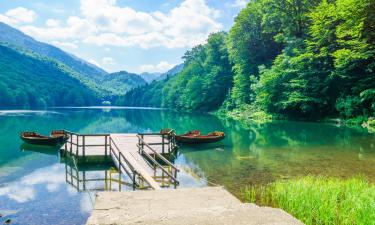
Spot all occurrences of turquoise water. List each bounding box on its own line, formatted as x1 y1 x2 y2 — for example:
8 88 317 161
0 108 375 224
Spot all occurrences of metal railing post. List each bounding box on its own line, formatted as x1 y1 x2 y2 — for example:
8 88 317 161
76 135 79 156
70 135 72 155
105 136 108 157
82 136 85 157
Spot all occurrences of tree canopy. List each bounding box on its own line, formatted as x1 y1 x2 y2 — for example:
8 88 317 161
121 0 375 121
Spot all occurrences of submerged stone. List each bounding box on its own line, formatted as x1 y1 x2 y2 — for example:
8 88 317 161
4 219 11 224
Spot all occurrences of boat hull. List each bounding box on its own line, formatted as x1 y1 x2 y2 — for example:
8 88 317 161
20 131 68 146
176 135 225 144
21 136 63 146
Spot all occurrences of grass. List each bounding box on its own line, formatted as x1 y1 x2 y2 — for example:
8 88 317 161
242 176 375 225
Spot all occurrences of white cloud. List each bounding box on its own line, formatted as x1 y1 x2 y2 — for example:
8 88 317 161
140 61 175 73
102 56 116 65
0 164 65 203
88 58 101 67
46 19 60 27
6 7 37 23
18 0 222 49
230 0 248 7
0 7 37 25
52 41 78 49
21 16 97 40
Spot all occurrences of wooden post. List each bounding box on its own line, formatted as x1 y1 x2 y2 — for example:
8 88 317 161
70 136 72 155
119 152 122 171
64 140 67 156
174 168 178 188
132 173 136 190
83 171 86 191
105 136 108 157
76 135 79 156
141 134 144 151
82 136 85 157
138 136 141 154
109 170 112 191
105 170 108 191
76 167 79 190
162 135 165 154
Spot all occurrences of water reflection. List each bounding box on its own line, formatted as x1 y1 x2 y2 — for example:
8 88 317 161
0 108 374 224
63 157 130 192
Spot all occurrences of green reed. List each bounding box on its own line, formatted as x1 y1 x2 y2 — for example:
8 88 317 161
242 176 375 225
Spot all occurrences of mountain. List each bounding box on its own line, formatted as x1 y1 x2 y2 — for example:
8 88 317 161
102 71 147 95
0 22 107 80
139 72 161 83
155 64 184 81
0 43 99 108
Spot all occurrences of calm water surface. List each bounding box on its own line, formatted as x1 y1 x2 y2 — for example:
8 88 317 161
0 108 374 225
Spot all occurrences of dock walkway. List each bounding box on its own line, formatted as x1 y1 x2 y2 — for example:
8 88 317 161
61 131 179 190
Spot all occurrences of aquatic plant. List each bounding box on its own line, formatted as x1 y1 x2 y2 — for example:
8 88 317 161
242 176 375 225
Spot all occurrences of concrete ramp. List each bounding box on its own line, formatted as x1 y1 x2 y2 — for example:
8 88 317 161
86 187 303 225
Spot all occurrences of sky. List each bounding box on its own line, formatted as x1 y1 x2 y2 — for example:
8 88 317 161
0 0 248 73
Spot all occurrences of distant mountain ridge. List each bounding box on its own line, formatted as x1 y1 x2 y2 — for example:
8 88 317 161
102 71 147 95
156 64 184 81
139 72 162 83
0 22 107 80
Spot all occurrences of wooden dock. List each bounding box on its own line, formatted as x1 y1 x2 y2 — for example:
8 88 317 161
61 130 179 190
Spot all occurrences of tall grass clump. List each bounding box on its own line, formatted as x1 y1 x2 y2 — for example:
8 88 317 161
242 176 375 225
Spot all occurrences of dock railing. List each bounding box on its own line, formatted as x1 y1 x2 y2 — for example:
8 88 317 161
109 136 141 189
65 161 133 192
137 133 179 186
137 130 177 154
64 130 110 157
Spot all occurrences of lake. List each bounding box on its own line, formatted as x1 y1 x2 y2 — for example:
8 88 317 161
0 107 374 225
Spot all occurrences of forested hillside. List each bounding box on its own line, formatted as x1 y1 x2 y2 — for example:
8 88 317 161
0 23 155 107
120 0 375 122
118 32 233 111
102 71 147 95
0 44 99 108
155 64 184 81
0 22 107 81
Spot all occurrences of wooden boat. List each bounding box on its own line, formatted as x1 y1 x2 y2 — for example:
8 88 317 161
20 130 68 146
176 130 225 144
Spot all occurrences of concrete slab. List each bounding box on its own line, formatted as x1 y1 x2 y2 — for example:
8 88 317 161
86 187 303 225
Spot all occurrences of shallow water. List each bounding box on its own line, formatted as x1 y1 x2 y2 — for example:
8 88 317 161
0 108 374 224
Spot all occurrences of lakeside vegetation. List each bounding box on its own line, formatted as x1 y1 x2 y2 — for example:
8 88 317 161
120 0 375 126
243 176 375 225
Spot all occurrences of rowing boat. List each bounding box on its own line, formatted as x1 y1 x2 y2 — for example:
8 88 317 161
176 130 225 144
20 130 68 146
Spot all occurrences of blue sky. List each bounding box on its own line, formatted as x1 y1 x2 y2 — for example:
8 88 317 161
0 0 247 73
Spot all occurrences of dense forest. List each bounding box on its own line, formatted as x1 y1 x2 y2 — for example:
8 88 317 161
117 32 233 112
120 0 375 122
102 71 147 95
0 22 150 108
0 44 99 108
